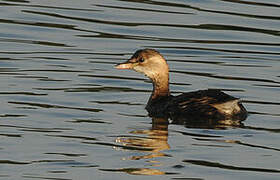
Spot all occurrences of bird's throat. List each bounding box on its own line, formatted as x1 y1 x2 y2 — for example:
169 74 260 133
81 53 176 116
150 72 170 100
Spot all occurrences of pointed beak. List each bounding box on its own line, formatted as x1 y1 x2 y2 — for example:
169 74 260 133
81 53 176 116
115 61 134 70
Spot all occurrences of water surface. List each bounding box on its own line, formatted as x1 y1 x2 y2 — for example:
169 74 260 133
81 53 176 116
0 0 280 179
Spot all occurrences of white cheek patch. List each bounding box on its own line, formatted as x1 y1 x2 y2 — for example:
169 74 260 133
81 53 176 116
134 66 157 80
133 65 144 73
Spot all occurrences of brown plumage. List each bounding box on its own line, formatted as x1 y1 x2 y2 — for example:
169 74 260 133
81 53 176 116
115 49 247 123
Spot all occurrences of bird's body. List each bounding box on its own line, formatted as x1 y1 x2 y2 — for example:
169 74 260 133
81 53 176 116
146 89 247 121
116 49 247 123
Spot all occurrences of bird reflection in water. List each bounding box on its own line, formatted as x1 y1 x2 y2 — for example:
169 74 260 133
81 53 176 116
116 117 170 161
107 117 170 175
110 115 245 175
171 115 245 129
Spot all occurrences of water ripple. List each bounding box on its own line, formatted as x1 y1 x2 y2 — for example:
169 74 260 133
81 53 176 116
20 10 280 36
183 159 280 173
193 138 280 152
94 4 192 15
172 70 280 84
8 101 102 112
0 38 72 47
221 0 280 8
79 32 280 46
99 167 177 175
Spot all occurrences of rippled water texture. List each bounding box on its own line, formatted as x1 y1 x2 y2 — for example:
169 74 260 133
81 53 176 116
0 0 280 179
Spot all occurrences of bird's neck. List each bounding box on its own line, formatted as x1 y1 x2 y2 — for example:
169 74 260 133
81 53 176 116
149 71 170 101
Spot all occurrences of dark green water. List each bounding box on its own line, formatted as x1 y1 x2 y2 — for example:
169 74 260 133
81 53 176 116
0 0 280 179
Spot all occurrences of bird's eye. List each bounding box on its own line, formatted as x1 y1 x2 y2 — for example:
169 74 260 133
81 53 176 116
139 58 145 63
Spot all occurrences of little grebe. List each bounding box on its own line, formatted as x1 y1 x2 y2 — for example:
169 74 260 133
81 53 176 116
115 49 247 122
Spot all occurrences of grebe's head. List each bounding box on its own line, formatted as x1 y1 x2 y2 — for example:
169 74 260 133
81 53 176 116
115 49 169 80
